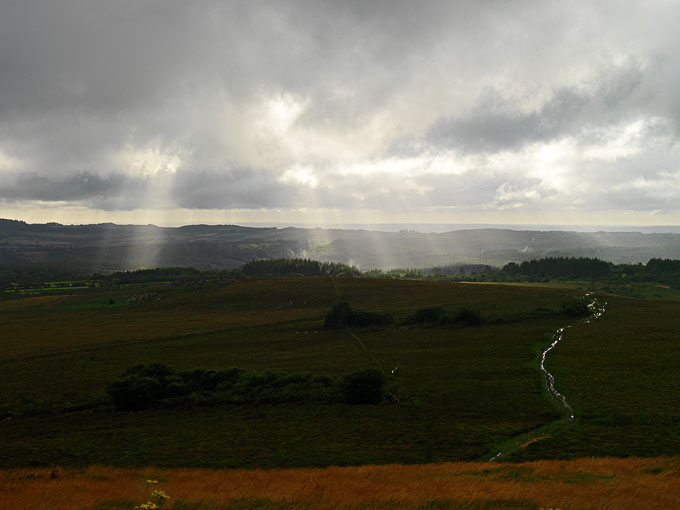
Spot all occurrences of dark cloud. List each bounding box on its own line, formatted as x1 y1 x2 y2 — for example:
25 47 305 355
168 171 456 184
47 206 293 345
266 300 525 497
426 88 584 153
0 0 679 221
0 172 134 201
0 0 463 118
424 63 650 154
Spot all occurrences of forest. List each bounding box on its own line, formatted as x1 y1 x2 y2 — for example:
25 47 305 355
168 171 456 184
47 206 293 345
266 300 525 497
4 256 680 294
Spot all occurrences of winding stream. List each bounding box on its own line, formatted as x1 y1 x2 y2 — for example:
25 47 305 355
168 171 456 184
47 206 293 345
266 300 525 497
488 294 607 462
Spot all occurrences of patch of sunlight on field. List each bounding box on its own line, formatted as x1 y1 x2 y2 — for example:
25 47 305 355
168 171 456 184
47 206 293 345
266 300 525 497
2 458 679 510
0 294 71 311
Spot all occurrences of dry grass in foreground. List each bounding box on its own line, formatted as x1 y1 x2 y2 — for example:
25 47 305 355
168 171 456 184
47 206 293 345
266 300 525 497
1 457 679 510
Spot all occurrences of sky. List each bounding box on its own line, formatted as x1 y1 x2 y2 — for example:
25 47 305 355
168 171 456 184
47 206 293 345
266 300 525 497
1 0 680 227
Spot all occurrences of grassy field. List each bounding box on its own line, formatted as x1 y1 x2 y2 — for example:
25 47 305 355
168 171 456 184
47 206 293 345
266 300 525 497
2 457 680 509
508 294 680 461
0 277 679 470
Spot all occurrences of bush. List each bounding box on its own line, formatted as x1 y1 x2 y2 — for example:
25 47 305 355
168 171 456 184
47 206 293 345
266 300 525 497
561 300 590 317
347 310 393 327
182 368 221 392
324 302 393 328
121 363 175 382
405 306 446 324
108 375 166 411
402 306 483 327
452 307 483 326
108 364 358 409
324 302 353 328
341 369 386 404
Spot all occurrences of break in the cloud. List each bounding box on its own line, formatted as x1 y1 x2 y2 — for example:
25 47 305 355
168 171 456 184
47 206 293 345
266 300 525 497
1 0 680 226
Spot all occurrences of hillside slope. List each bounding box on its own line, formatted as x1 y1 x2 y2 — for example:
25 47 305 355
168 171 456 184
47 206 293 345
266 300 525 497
3 218 680 270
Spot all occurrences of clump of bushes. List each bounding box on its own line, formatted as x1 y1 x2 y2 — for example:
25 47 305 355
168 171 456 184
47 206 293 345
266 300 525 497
108 364 388 411
449 307 484 326
107 364 175 411
561 299 590 317
341 369 386 404
403 306 484 326
324 302 393 328
405 306 446 324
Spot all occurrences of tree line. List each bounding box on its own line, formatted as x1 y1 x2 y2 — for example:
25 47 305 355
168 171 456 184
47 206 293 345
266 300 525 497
242 258 361 277
501 257 611 278
5 256 680 294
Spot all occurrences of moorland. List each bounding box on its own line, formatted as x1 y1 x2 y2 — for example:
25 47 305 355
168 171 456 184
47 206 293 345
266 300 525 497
1 253 680 508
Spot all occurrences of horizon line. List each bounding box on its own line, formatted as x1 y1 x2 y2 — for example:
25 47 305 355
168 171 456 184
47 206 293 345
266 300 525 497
3 217 680 233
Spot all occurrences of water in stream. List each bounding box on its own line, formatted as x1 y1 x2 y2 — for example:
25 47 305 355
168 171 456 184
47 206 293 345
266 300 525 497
488 294 607 461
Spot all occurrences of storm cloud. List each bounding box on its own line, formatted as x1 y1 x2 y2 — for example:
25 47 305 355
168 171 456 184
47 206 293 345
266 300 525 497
1 0 679 225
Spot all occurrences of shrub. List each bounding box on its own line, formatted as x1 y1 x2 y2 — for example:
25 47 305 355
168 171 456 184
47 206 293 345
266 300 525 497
121 363 176 383
561 300 590 317
405 306 446 324
347 309 393 327
452 307 483 326
182 368 222 392
214 368 246 391
324 302 353 328
402 306 483 327
341 369 386 404
324 302 393 328
107 363 178 411
108 375 166 411
108 364 354 409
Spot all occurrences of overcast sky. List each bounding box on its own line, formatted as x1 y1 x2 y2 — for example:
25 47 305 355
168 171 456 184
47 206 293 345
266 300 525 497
1 0 680 226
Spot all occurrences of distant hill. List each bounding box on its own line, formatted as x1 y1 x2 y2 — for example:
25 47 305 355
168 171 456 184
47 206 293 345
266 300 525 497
2 218 680 271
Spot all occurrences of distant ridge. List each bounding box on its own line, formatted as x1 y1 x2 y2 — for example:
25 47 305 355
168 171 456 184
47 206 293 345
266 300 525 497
239 221 680 234
2 218 680 271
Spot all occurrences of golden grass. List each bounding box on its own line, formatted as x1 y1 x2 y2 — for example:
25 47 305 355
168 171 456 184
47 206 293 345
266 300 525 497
518 436 551 449
2 458 679 509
